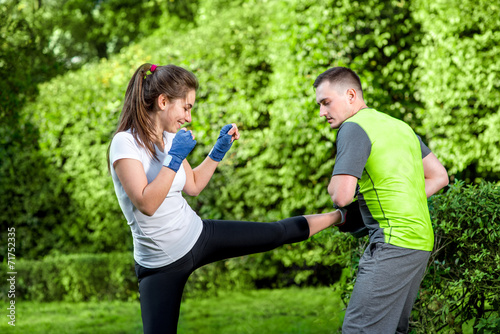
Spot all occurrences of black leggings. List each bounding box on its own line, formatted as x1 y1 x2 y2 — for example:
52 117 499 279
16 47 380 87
135 216 310 334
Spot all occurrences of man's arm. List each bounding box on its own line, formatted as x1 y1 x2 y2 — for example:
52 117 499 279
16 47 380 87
327 174 358 208
328 123 369 208
422 153 448 198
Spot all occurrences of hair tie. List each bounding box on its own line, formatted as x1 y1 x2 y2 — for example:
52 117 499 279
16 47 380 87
144 64 158 79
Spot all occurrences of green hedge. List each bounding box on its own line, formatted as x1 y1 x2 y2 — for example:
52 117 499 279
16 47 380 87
413 0 500 181
1 253 138 302
410 181 500 333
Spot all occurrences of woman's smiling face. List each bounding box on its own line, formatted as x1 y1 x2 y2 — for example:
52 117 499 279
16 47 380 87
160 89 196 133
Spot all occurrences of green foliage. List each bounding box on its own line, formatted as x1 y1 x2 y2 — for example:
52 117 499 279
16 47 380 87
0 61 133 257
0 1 70 260
0 253 138 302
177 0 424 224
1 0 498 259
410 181 500 333
412 0 500 181
30 63 133 254
475 317 500 334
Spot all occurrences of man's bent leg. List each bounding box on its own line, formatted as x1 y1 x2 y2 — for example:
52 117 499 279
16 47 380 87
342 243 430 334
395 248 430 334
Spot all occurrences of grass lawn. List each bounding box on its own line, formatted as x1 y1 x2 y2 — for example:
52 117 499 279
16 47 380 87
0 287 344 333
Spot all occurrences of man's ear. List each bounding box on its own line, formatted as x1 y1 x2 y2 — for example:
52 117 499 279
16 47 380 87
346 88 356 104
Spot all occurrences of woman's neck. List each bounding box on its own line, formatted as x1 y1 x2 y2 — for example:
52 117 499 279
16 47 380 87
153 121 165 151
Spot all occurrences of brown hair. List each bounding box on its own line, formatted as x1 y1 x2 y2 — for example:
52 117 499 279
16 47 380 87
313 67 364 99
107 63 198 170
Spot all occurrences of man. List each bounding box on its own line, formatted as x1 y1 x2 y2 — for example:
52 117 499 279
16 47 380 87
314 67 449 334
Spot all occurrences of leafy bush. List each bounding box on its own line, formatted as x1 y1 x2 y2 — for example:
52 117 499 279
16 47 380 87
0 252 138 302
409 181 500 333
185 0 424 224
412 0 500 181
1 0 498 263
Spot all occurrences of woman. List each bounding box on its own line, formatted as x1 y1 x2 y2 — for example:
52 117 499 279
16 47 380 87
108 63 344 333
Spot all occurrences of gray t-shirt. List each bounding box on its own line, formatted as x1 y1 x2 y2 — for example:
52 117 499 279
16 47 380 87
333 122 431 178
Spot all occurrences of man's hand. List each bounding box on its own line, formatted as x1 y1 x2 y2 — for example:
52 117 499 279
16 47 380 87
335 201 368 238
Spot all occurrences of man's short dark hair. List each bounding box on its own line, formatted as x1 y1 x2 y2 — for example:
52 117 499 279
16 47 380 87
313 67 363 98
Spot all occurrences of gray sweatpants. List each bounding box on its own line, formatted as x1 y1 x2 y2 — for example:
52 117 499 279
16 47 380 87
342 242 431 334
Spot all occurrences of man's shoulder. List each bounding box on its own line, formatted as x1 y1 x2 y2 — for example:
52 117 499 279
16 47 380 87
338 121 368 137
349 108 388 122
345 108 414 135
336 121 372 151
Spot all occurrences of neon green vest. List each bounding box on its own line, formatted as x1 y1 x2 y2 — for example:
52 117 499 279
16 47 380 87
346 109 433 251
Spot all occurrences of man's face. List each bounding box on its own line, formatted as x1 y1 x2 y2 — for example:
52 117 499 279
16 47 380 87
316 81 352 129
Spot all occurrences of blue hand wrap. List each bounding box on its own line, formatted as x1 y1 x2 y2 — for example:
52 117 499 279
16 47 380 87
209 124 234 162
163 130 197 172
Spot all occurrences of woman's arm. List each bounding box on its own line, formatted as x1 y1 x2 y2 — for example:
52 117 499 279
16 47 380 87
183 123 240 196
182 158 219 196
114 158 177 216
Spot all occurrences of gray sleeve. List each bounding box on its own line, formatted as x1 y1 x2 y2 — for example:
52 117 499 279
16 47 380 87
333 122 371 179
416 134 432 159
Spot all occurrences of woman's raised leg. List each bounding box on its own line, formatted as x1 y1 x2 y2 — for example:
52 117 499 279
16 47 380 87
193 211 342 268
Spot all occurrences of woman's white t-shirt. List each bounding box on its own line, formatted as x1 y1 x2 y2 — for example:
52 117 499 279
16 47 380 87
109 130 203 268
